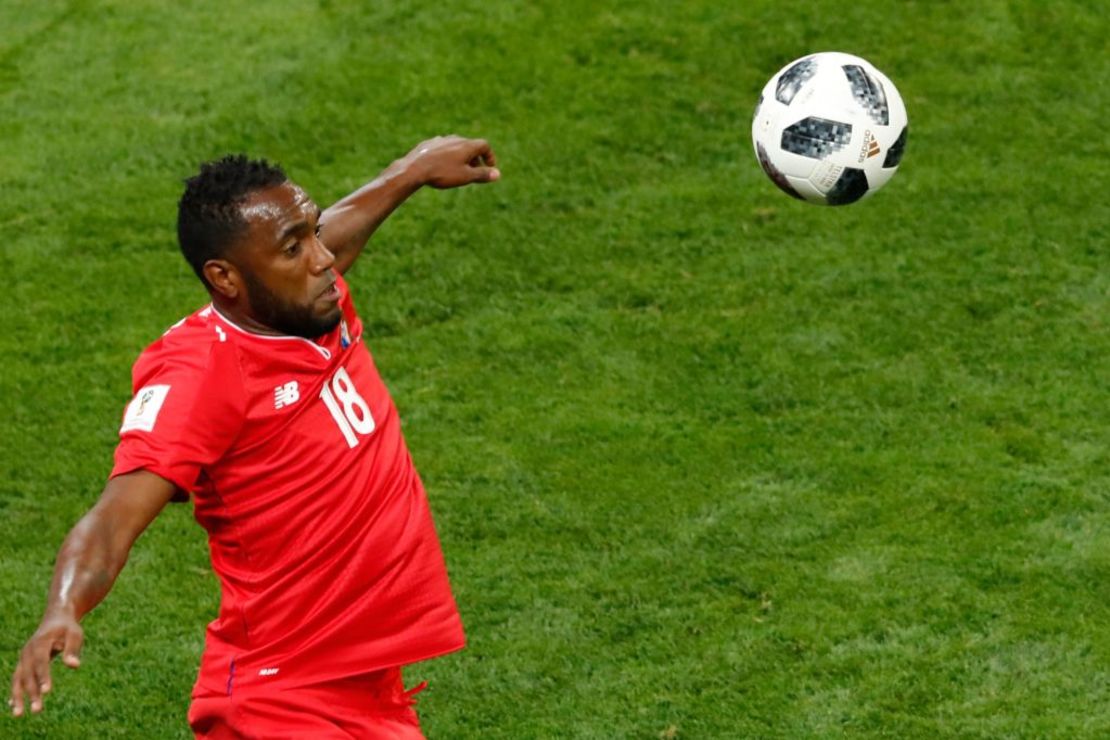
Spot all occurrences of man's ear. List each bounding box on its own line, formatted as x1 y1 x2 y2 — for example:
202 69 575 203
203 259 241 300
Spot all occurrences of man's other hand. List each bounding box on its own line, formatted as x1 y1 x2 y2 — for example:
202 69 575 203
10 612 84 717
405 136 500 189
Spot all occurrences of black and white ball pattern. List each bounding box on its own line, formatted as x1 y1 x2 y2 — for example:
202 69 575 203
752 51 909 205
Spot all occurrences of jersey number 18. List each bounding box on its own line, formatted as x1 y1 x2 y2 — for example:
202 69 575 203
320 367 375 448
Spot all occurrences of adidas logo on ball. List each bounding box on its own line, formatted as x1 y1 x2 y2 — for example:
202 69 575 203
858 131 882 163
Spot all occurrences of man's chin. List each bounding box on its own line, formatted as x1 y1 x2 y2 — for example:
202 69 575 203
316 309 343 337
299 311 342 340
273 308 342 340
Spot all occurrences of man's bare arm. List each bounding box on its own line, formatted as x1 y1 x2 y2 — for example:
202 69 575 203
9 470 178 717
320 136 499 275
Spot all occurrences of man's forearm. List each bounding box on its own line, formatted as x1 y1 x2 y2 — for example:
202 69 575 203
45 512 129 621
10 472 175 717
42 472 174 621
319 159 424 275
319 136 499 275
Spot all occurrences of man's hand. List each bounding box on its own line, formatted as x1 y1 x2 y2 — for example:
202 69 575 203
10 612 83 716
403 135 500 189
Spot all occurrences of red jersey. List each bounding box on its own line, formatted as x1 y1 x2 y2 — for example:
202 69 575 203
111 274 464 695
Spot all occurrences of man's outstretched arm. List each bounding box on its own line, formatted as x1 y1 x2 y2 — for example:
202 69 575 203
9 470 177 717
320 135 499 275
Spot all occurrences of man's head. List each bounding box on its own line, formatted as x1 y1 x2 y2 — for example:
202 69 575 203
177 155 342 338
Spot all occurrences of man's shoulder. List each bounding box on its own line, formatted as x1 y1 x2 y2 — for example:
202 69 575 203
165 304 232 341
131 305 240 380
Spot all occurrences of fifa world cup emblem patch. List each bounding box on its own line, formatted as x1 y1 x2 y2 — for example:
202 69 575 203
340 319 351 349
136 389 156 416
120 384 171 433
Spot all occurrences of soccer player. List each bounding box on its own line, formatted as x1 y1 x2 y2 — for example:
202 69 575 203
8 136 500 737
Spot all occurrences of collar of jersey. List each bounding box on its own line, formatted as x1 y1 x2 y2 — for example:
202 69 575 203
208 304 333 360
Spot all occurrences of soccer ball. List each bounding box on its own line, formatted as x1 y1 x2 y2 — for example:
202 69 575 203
751 52 908 205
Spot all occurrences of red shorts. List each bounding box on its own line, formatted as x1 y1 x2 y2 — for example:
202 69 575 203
188 667 426 739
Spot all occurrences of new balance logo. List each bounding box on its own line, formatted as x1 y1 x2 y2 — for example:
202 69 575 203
274 381 300 409
259 668 279 676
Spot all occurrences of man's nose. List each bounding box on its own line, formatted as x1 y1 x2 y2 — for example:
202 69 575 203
310 236 335 273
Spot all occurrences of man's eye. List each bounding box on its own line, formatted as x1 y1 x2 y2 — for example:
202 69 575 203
284 243 301 257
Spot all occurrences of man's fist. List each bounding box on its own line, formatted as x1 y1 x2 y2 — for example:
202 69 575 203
404 135 500 189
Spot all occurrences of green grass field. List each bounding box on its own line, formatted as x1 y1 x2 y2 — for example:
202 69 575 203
2 1 1107 737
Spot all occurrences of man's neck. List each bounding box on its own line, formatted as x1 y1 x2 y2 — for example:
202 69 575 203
209 297 283 337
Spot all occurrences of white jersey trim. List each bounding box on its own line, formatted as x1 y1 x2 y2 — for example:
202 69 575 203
209 305 332 360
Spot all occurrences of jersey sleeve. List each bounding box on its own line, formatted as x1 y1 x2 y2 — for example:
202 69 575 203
111 330 246 494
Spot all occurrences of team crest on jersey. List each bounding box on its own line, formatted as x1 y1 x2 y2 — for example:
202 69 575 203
340 319 351 349
120 385 171 433
274 381 300 409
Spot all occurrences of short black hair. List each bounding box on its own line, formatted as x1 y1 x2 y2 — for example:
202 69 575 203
177 155 288 288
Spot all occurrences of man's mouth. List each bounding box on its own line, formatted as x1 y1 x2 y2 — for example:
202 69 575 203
319 281 339 301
